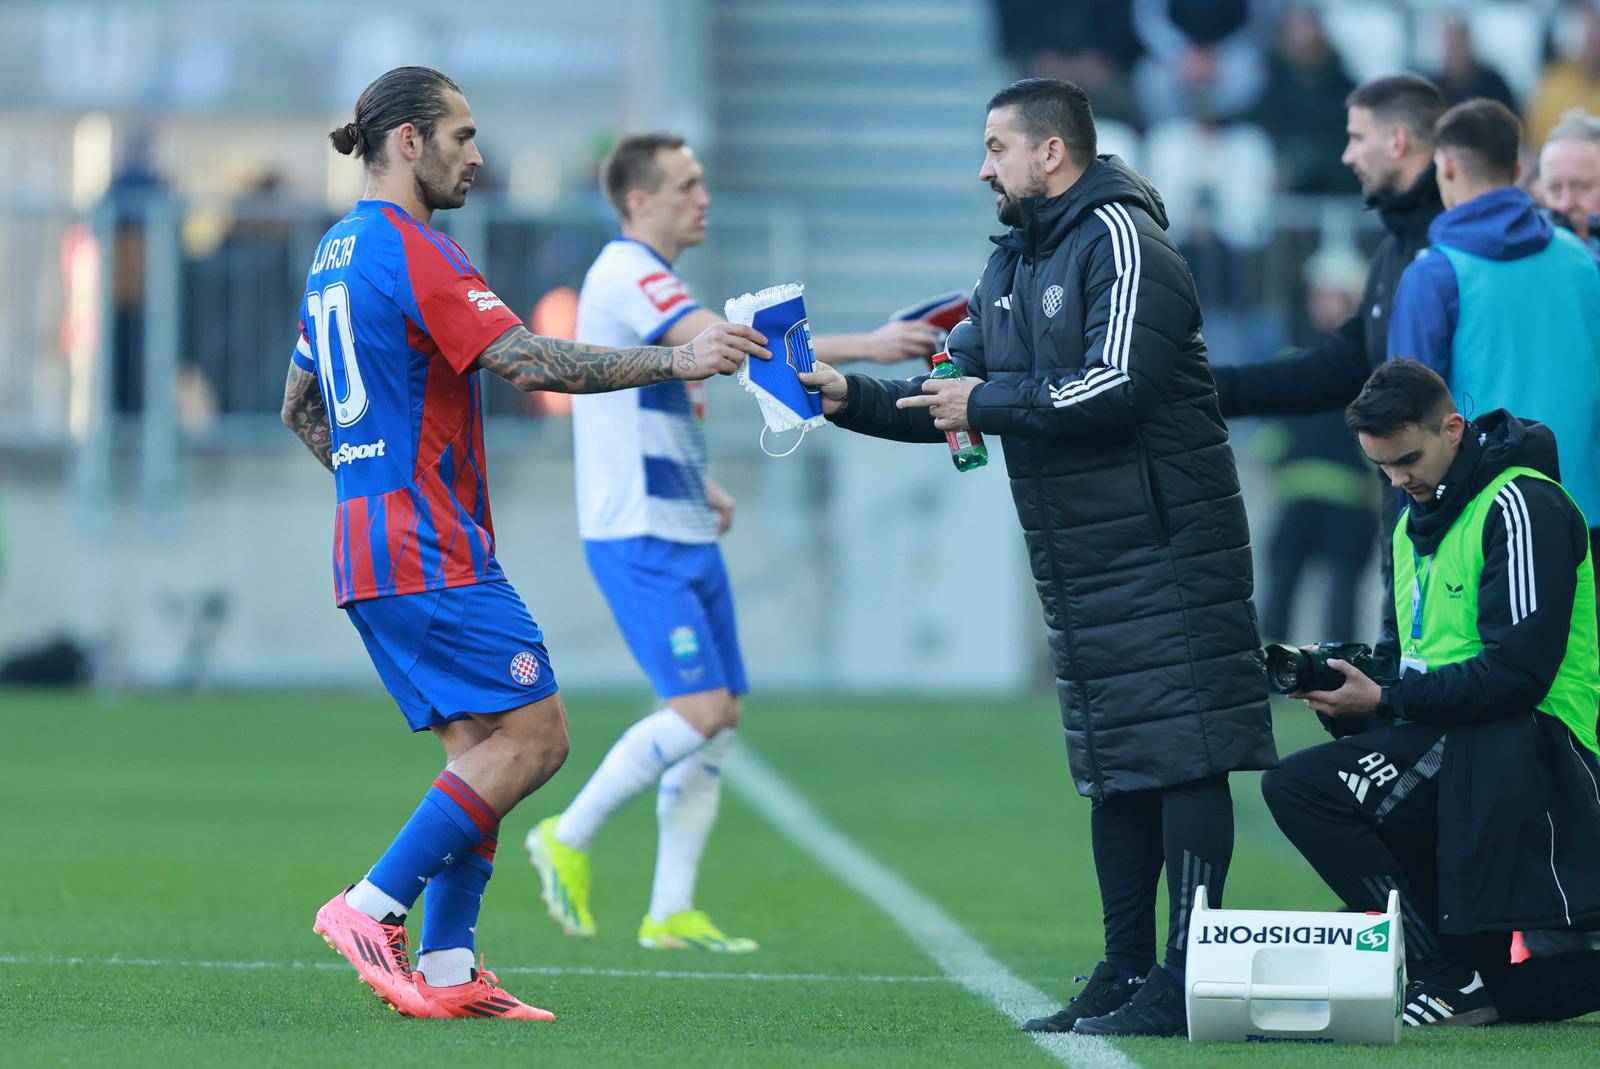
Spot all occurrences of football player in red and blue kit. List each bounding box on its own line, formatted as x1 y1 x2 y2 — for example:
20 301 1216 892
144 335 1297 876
280 66 767 1020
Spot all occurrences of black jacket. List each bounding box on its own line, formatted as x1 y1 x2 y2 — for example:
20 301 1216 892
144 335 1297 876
832 156 1276 800
1213 167 1443 419
1327 412 1600 932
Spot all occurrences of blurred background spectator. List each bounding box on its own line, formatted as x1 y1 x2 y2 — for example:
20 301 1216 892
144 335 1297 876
1529 1 1600 148
1251 245 1379 642
1131 0 1275 124
992 0 1144 129
1436 17 1518 111
1250 4 1357 194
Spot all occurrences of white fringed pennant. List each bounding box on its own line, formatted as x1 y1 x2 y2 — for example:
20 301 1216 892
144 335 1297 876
725 283 826 454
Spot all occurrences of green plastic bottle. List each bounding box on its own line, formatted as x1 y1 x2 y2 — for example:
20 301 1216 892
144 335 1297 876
930 352 988 472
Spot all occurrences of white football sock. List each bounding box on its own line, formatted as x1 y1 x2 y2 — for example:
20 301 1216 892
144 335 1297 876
345 878 409 923
555 708 706 851
649 728 734 923
418 947 475 988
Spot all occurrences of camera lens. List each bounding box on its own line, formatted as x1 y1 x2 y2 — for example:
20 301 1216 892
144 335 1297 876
1263 644 1308 693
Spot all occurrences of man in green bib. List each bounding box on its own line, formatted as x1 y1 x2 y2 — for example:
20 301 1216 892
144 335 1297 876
1262 359 1600 1028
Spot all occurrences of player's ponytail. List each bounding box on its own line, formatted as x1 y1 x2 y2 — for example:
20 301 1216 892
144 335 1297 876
329 123 361 157
331 66 462 167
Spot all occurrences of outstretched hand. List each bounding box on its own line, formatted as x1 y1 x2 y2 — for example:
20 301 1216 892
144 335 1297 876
857 321 942 365
674 323 770 381
797 361 849 416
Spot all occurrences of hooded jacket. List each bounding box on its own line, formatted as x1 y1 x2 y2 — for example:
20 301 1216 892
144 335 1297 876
1388 186 1600 532
831 156 1276 800
1212 166 1443 418
1329 412 1600 933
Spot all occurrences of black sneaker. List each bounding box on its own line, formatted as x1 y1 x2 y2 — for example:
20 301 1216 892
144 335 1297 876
1073 965 1186 1037
1022 962 1145 1033
1402 972 1500 1027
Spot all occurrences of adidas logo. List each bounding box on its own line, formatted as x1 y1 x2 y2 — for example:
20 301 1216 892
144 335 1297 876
1338 770 1372 803
994 295 1012 311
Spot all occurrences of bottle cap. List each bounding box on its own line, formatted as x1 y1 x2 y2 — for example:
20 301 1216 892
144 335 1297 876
930 351 950 364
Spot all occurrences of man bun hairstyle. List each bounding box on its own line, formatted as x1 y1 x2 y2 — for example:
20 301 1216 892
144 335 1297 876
1435 98 1522 185
1345 358 1457 437
330 66 462 167
1345 73 1447 147
987 78 1097 168
601 133 687 220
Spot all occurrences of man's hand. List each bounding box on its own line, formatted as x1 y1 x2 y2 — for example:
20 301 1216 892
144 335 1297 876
1292 659 1382 718
856 322 942 364
706 477 735 536
797 361 849 416
673 323 770 381
894 375 982 431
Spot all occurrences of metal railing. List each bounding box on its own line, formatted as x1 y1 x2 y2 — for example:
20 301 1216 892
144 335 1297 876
0 191 1382 524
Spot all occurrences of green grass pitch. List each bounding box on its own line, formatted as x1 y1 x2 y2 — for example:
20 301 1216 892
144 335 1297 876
2 689 1597 1066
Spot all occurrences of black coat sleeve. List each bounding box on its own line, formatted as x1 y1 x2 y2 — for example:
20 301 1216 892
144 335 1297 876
1212 300 1370 418
828 287 985 444
1390 477 1584 725
964 214 1186 439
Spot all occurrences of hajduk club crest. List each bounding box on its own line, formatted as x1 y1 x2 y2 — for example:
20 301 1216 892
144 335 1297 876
510 651 541 685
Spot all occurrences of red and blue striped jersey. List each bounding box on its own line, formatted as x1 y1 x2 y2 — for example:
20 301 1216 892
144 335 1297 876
291 200 525 606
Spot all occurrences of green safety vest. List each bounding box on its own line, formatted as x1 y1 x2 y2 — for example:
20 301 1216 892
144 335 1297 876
1392 466 1600 754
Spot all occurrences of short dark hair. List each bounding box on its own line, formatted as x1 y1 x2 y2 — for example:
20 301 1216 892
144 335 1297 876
1435 98 1522 184
601 133 688 220
987 78 1097 167
330 66 462 167
1345 74 1447 146
1345 359 1457 437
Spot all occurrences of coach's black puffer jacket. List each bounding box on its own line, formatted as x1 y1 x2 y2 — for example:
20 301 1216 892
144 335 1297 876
833 156 1275 800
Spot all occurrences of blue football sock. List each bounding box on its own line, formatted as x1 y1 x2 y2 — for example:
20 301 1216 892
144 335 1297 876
421 827 496 954
366 770 500 911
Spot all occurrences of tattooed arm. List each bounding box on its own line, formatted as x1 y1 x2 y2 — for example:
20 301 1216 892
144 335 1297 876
281 366 333 471
476 322 770 393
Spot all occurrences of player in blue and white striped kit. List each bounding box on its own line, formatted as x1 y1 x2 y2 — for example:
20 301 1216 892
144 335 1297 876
526 133 938 951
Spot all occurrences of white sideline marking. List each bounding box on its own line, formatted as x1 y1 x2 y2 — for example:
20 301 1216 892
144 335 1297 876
0 953 947 984
724 745 1138 1069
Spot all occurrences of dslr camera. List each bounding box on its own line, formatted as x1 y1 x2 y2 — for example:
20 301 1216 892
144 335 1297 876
1264 642 1373 694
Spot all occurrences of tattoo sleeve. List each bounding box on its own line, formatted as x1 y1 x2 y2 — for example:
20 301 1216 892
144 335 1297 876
476 326 686 393
281 366 333 471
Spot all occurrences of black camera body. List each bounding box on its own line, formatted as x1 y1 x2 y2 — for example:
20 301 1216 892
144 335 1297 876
1264 642 1374 694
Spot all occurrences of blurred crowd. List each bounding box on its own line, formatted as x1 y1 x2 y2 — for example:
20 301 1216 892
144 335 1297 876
994 0 1600 640
994 1 1600 194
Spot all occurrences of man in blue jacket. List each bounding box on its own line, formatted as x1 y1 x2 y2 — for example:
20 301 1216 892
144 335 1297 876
1388 98 1600 593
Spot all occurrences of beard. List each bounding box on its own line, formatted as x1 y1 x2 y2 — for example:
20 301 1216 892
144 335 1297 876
415 142 469 211
1358 161 1403 201
992 165 1045 226
996 190 1023 227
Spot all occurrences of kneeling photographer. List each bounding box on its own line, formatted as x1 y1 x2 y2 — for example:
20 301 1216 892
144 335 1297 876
1261 360 1600 1028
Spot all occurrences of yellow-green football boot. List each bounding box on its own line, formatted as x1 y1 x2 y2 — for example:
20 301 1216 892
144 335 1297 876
637 910 758 953
525 816 595 937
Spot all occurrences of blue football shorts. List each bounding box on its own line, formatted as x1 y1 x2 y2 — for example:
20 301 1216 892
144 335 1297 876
583 536 748 700
345 579 560 732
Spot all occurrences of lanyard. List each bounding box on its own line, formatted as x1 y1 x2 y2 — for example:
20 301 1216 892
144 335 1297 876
1410 551 1433 642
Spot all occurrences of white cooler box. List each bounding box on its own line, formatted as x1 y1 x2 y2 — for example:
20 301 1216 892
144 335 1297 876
1184 885 1405 1045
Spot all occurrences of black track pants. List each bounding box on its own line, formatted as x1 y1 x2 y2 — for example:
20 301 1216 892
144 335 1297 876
1091 774 1234 972
1263 722 1600 1020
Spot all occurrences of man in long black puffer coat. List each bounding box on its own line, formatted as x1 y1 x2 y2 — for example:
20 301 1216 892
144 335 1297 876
802 78 1276 1038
